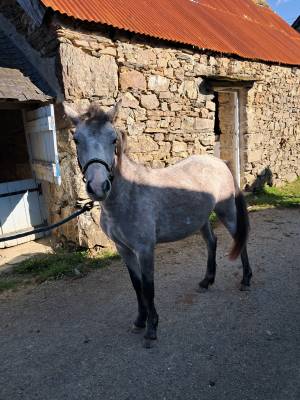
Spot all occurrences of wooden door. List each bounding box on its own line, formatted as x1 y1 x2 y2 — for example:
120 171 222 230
0 179 47 248
23 104 61 185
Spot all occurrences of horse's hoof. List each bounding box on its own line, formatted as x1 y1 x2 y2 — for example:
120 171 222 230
143 338 156 349
131 324 145 334
240 283 251 292
198 278 214 290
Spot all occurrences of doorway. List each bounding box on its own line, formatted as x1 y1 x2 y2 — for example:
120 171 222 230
214 90 244 187
0 107 47 247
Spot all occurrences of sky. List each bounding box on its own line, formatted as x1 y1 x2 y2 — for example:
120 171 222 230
268 0 299 25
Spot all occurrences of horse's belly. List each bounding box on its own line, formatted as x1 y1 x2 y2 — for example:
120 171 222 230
155 191 213 243
156 217 202 243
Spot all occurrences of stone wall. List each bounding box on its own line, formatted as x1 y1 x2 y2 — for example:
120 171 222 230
46 23 300 247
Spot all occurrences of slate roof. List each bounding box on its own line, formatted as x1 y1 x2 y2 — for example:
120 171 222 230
0 28 53 103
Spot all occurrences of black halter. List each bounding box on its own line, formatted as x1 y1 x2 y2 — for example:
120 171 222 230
79 158 114 183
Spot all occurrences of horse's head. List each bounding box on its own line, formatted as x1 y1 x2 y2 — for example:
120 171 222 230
64 101 122 201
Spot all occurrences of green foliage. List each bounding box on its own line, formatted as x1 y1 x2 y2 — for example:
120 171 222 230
0 278 19 293
247 178 300 210
209 211 217 226
0 249 120 292
15 249 120 281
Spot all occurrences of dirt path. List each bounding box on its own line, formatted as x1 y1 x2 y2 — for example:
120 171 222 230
0 208 299 400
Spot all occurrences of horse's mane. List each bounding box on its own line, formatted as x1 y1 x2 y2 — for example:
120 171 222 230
82 103 109 125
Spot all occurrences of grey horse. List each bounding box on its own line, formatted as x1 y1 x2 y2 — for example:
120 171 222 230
64 102 252 348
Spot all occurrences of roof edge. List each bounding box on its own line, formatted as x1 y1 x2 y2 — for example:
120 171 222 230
53 12 300 68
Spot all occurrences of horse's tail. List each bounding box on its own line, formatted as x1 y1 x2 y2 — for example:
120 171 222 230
229 190 250 260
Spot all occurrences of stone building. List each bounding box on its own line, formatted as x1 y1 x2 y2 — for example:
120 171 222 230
0 0 299 248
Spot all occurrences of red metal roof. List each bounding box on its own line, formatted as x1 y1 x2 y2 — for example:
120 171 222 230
41 0 300 65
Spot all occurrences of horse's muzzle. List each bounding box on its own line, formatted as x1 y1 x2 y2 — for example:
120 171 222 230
86 179 111 201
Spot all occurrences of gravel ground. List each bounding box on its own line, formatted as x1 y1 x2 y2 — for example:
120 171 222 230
0 208 299 400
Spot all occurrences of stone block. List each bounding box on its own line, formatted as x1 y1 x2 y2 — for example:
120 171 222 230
78 209 114 249
194 118 214 130
129 136 159 153
159 92 172 99
121 92 139 108
136 49 156 65
60 43 118 99
127 122 145 136
134 108 147 121
141 94 159 110
157 58 168 68
247 150 263 163
145 128 167 133
148 75 170 91
146 120 158 129
164 68 174 78
154 133 165 141
119 70 147 90
194 63 212 76
206 101 216 111
182 116 195 130
178 80 198 99
151 160 165 168
160 119 169 128
172 141 188 153
99 47 117 56
170 103 182 112
161 102 168 111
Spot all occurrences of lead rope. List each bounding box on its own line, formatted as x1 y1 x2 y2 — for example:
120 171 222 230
0 201 94 243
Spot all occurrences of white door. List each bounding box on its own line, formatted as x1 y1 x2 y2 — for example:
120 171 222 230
0 179 47 248
23 104 61 185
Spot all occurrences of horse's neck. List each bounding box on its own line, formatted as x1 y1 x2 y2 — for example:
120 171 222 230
117 153 145 182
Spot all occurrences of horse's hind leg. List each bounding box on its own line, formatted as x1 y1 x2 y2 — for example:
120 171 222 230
116 244 148 332
240 247 252 291
215 199 252 290
199 221 217 289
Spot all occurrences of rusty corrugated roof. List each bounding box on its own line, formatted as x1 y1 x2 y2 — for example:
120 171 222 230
40 0 300 65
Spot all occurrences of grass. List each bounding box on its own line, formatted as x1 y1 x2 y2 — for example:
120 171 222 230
0 278 20 292
209 178 300 224
209 211 217 226
0 249 120 293
247 178 300 210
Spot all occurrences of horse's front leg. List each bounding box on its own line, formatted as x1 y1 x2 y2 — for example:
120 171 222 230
137 246 159 348
116 244 148 331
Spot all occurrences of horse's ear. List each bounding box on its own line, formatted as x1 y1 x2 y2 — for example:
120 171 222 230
107 99 122 122
63 102 80 126
115 130 127 169
120 130 127 153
